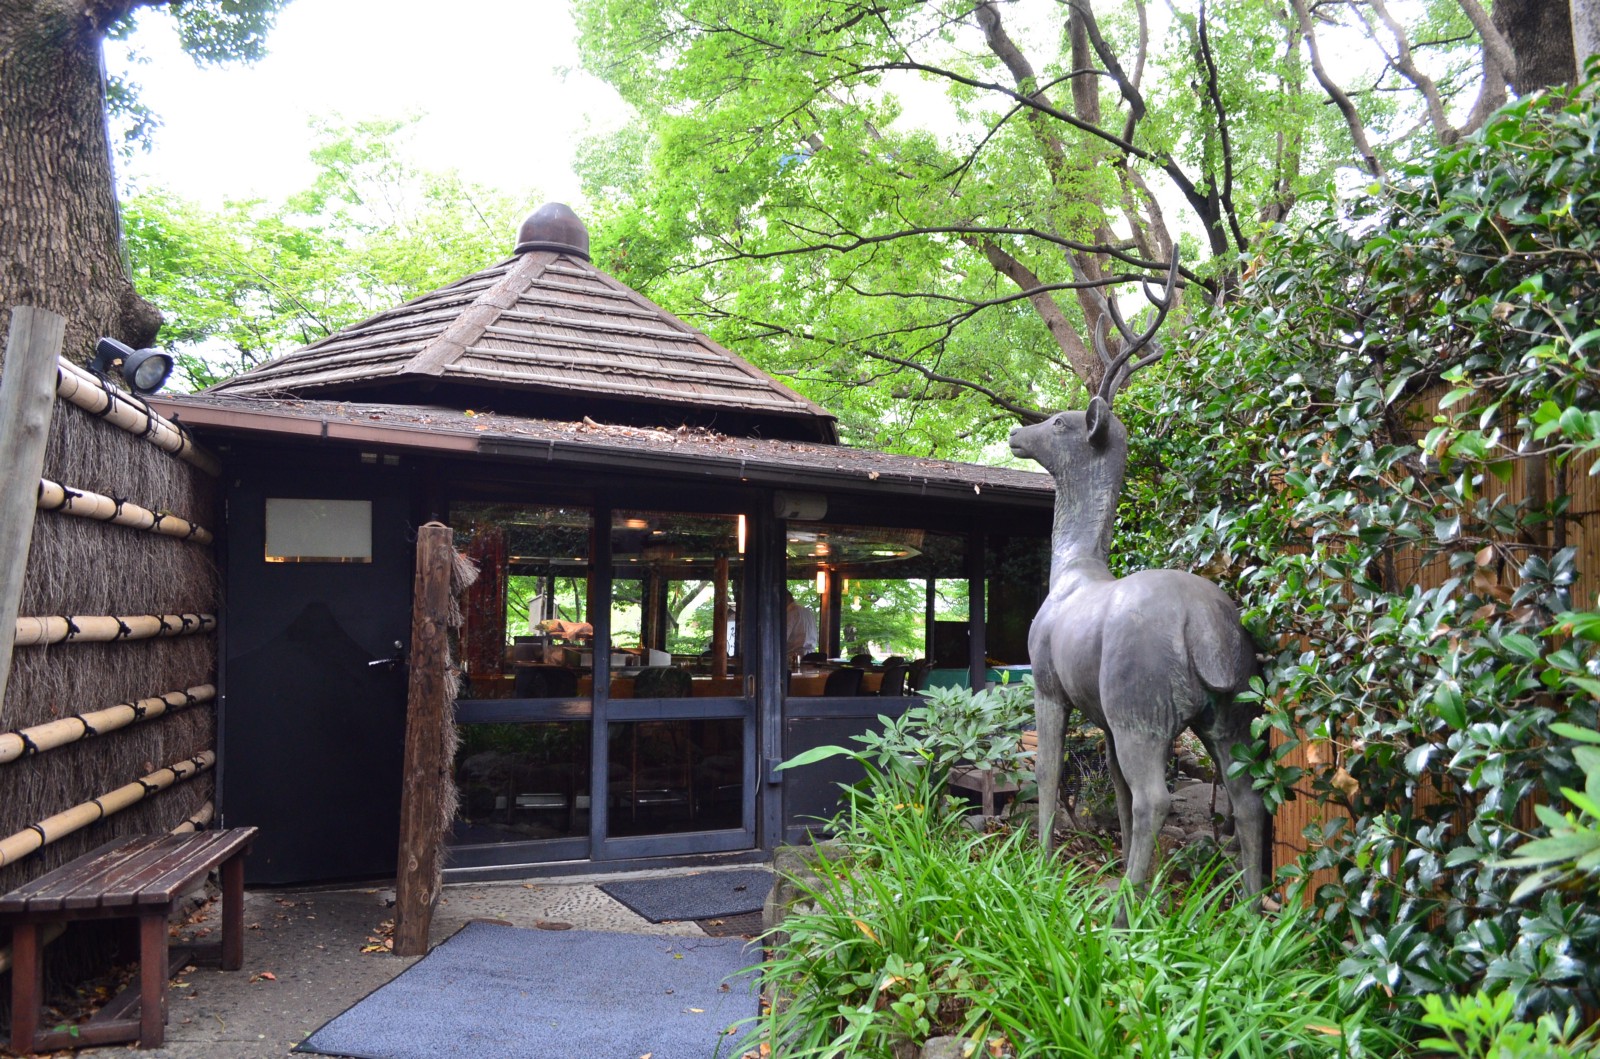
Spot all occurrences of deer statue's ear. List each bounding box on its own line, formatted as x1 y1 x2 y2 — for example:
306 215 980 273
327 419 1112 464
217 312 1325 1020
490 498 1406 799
1085 396 1111 447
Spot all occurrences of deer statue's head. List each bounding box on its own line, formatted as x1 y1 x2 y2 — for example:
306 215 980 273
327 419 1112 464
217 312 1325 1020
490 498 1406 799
1008 257 1179 563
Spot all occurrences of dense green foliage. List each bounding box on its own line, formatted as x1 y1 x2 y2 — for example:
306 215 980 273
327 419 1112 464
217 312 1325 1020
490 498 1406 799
572 0 1490 457
123 117 527 388
1116 71 1600 1016
752 761 1403 1058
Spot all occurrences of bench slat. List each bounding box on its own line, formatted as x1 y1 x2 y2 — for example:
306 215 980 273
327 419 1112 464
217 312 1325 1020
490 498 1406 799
121 832 234 906
59 839 191 911
98 833 226 907
135 830 253 906
0 837 152 913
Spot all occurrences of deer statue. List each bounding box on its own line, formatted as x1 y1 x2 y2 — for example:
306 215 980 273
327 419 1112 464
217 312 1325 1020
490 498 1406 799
1008 257 1269 900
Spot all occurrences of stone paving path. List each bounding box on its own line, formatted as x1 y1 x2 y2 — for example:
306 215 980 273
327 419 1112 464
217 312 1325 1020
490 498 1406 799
63 866 755 1059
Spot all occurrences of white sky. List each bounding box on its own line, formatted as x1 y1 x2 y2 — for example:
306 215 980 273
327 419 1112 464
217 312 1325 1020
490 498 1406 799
108 0 633 209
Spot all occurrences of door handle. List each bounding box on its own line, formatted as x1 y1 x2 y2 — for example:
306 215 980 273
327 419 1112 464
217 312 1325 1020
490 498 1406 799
368 640 407 669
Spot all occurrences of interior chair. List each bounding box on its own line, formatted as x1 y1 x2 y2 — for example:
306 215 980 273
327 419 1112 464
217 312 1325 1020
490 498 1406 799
883 655 908 667
908 658 932 692
633 666 693 698
800 651 828 664
823 667 864 696
876 663 909 697
848 652 874 668
514 666 579 698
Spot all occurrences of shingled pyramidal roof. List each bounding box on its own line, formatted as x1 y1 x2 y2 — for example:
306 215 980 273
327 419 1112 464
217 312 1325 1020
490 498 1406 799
206 204 839 443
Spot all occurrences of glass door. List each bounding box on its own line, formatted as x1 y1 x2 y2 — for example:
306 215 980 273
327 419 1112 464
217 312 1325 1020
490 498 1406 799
594 508 757 859
448 502 596 867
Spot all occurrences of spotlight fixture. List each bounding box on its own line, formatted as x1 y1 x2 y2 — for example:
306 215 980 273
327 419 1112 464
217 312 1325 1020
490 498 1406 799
92 337 174 395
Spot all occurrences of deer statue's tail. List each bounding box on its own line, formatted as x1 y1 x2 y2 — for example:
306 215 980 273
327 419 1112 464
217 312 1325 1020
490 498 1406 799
1190 594 1258 695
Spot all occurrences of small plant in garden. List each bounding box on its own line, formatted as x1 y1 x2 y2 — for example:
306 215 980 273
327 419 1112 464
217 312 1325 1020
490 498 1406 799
784 680 1037 815
1419 990 1600 1059
750 759 1405 1058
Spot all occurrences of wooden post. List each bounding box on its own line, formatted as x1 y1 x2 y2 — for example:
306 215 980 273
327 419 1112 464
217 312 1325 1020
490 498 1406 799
394 522 455 956
0 307 66 723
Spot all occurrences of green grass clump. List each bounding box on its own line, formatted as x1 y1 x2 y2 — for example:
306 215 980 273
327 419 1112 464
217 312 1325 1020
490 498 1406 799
750 766 1403 1058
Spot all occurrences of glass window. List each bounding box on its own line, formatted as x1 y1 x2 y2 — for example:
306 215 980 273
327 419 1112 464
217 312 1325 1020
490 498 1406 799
606 719 744 836
452 503 593 700
264 498 371 563
785 525 966 695
452 722 590 843
609 511 746 700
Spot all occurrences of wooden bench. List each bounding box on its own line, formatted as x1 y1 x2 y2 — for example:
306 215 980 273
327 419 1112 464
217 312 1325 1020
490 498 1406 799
2 827 257 1053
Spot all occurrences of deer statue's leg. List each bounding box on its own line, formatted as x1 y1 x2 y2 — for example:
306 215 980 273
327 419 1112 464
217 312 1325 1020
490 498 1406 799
1199 711 1269 896
1108 726 1172 888
1102 730 1132 849
1033 690 1067 854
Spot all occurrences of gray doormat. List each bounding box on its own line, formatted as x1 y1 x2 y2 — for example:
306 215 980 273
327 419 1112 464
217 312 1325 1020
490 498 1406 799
600 868 773 923
294 921 758 1059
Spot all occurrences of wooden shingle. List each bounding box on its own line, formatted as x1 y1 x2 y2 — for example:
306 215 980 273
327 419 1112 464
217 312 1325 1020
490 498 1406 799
207 205 837 441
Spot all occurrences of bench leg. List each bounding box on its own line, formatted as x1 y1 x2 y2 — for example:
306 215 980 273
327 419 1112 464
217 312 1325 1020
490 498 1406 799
10 923 42 1055
221 854 245 971
138 912 168 1047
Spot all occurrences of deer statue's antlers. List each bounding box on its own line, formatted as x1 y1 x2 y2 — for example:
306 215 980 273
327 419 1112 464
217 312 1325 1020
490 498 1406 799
1090 254 1181 406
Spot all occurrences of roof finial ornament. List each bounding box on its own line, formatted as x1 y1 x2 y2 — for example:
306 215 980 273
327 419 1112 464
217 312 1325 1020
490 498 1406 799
514 202 590 261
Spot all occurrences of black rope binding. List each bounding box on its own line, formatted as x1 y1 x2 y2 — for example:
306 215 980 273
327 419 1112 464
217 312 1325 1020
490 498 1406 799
129 699 148 720
181 689 198 707
179 615 194 632
135 777 162 795
17 731 41 756
28 823 48 843
114 618 134 640
63 616 81 641
93 375 119 418
109 495 127 522
158 616 175 635
77 715 98 738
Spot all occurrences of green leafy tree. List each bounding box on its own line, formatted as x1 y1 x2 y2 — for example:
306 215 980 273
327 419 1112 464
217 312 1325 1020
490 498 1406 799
0 0 291 368
570 0 1534 455
122 117 528 388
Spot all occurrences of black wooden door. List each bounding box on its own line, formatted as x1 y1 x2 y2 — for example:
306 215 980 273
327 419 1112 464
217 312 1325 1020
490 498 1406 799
222 459 413 884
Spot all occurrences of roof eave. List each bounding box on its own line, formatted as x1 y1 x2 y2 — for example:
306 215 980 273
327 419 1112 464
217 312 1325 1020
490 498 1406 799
148 398 1042 506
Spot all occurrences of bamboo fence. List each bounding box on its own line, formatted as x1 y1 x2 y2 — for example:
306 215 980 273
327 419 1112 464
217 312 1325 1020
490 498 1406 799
0 685 214 764
13 613 216 647
1 335 218 901
38 479 212 543
0 751 215 869
53 360 220 476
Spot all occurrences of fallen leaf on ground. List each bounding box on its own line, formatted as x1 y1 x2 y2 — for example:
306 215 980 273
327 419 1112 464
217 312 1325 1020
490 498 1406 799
250 972 276 983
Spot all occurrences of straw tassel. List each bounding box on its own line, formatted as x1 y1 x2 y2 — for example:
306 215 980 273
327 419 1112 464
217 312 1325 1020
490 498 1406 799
13 613 215 646
37 479 213 544
0 684 215 764
54 360 220 476
0 750 215 869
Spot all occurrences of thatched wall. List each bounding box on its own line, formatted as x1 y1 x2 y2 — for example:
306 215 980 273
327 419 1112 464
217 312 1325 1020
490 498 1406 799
0 392 217 897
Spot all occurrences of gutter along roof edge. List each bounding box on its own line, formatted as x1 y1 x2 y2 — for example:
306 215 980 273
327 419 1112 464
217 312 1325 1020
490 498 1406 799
149 398 1052 508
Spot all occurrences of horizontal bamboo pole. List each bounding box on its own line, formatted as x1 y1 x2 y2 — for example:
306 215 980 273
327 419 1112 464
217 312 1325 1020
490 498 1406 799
0 750 214 869
172 801 215 834
38 479 213 544
0 684 215 764
0 803 214 975
54 359 221 477
14 612 216 646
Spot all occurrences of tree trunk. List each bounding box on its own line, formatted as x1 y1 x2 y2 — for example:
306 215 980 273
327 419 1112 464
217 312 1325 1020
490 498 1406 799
0 0 160 375
1494 0 1578 91
1575 0 1600 73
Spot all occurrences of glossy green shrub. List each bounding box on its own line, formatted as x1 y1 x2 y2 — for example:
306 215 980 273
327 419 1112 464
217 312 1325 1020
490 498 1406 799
1116 68 1600 1016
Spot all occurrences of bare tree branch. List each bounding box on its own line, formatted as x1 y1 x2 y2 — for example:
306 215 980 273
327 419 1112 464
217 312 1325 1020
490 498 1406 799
1291 0 1383 175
